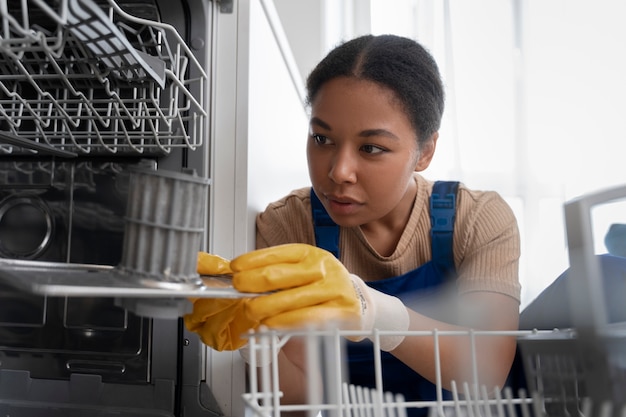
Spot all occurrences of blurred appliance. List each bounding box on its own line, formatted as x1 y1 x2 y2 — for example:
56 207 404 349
0 0 222 415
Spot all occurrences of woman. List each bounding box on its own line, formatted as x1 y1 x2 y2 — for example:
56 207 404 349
186 34 521 415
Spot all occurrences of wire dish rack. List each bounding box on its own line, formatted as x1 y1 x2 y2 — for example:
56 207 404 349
0 0 207 155
241 327 626 417
519 326 626 417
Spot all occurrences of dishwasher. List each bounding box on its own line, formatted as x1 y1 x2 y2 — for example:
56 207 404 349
0 0 232 415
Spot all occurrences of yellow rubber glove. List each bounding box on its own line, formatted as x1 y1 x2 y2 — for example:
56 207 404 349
230 243 362 329
231 243 410 351
184 252 259 351
197 251 234 275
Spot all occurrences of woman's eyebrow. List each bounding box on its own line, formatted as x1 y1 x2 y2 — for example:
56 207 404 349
360 128 399 140
310 117 399 140
310 117 331 130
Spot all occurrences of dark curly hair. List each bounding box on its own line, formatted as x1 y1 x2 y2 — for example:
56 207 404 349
306 34 445 146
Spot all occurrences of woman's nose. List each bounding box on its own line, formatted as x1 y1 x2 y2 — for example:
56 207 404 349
328 148 357 184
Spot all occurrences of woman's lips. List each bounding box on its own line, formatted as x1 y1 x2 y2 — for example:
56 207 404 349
325 195 362 216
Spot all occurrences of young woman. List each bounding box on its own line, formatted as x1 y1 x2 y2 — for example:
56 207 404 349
186 34 521 415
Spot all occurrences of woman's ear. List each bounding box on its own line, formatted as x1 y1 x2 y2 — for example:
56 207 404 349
414 132 438 172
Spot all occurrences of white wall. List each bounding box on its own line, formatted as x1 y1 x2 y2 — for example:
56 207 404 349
272 0 325 82
245 0 312 251
273 0 372 82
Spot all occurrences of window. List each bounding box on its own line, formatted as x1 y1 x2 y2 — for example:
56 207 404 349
369 0 626 307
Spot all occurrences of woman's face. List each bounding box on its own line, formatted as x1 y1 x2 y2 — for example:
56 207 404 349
307 76 436 229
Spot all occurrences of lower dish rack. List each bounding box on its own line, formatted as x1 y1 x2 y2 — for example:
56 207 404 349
240 327 626 417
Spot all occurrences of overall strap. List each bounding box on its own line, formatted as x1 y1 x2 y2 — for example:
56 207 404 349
310 189 340 258
430 181 460 277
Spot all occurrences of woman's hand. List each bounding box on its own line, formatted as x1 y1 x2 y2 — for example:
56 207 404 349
184 252 259 351
185 244 411 352
231 243 360 327
231 243 410 351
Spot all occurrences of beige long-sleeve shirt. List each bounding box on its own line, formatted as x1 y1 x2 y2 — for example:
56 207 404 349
256 174 521 303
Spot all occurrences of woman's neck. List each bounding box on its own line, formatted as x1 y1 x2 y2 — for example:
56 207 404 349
359 179 418 257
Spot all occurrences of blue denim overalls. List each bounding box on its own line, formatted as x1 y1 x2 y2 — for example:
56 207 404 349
311 181 459 417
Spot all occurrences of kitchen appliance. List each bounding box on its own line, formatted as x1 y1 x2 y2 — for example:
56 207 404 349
0 0 230 415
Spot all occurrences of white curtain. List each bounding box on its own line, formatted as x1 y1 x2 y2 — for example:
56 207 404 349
369 0 626 307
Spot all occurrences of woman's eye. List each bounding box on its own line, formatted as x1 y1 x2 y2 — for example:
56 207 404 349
361 144 386 154
312 134 330 145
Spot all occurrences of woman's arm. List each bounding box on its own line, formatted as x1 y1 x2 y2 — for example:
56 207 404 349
275 338 310 405
275 290 518 406
393 291 519 392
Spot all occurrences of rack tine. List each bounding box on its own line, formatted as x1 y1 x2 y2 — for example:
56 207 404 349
0 130 76 157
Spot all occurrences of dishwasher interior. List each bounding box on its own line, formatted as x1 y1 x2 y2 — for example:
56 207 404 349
0 0 219 416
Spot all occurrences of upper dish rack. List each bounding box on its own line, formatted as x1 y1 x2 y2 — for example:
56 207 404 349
0 0 207 156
